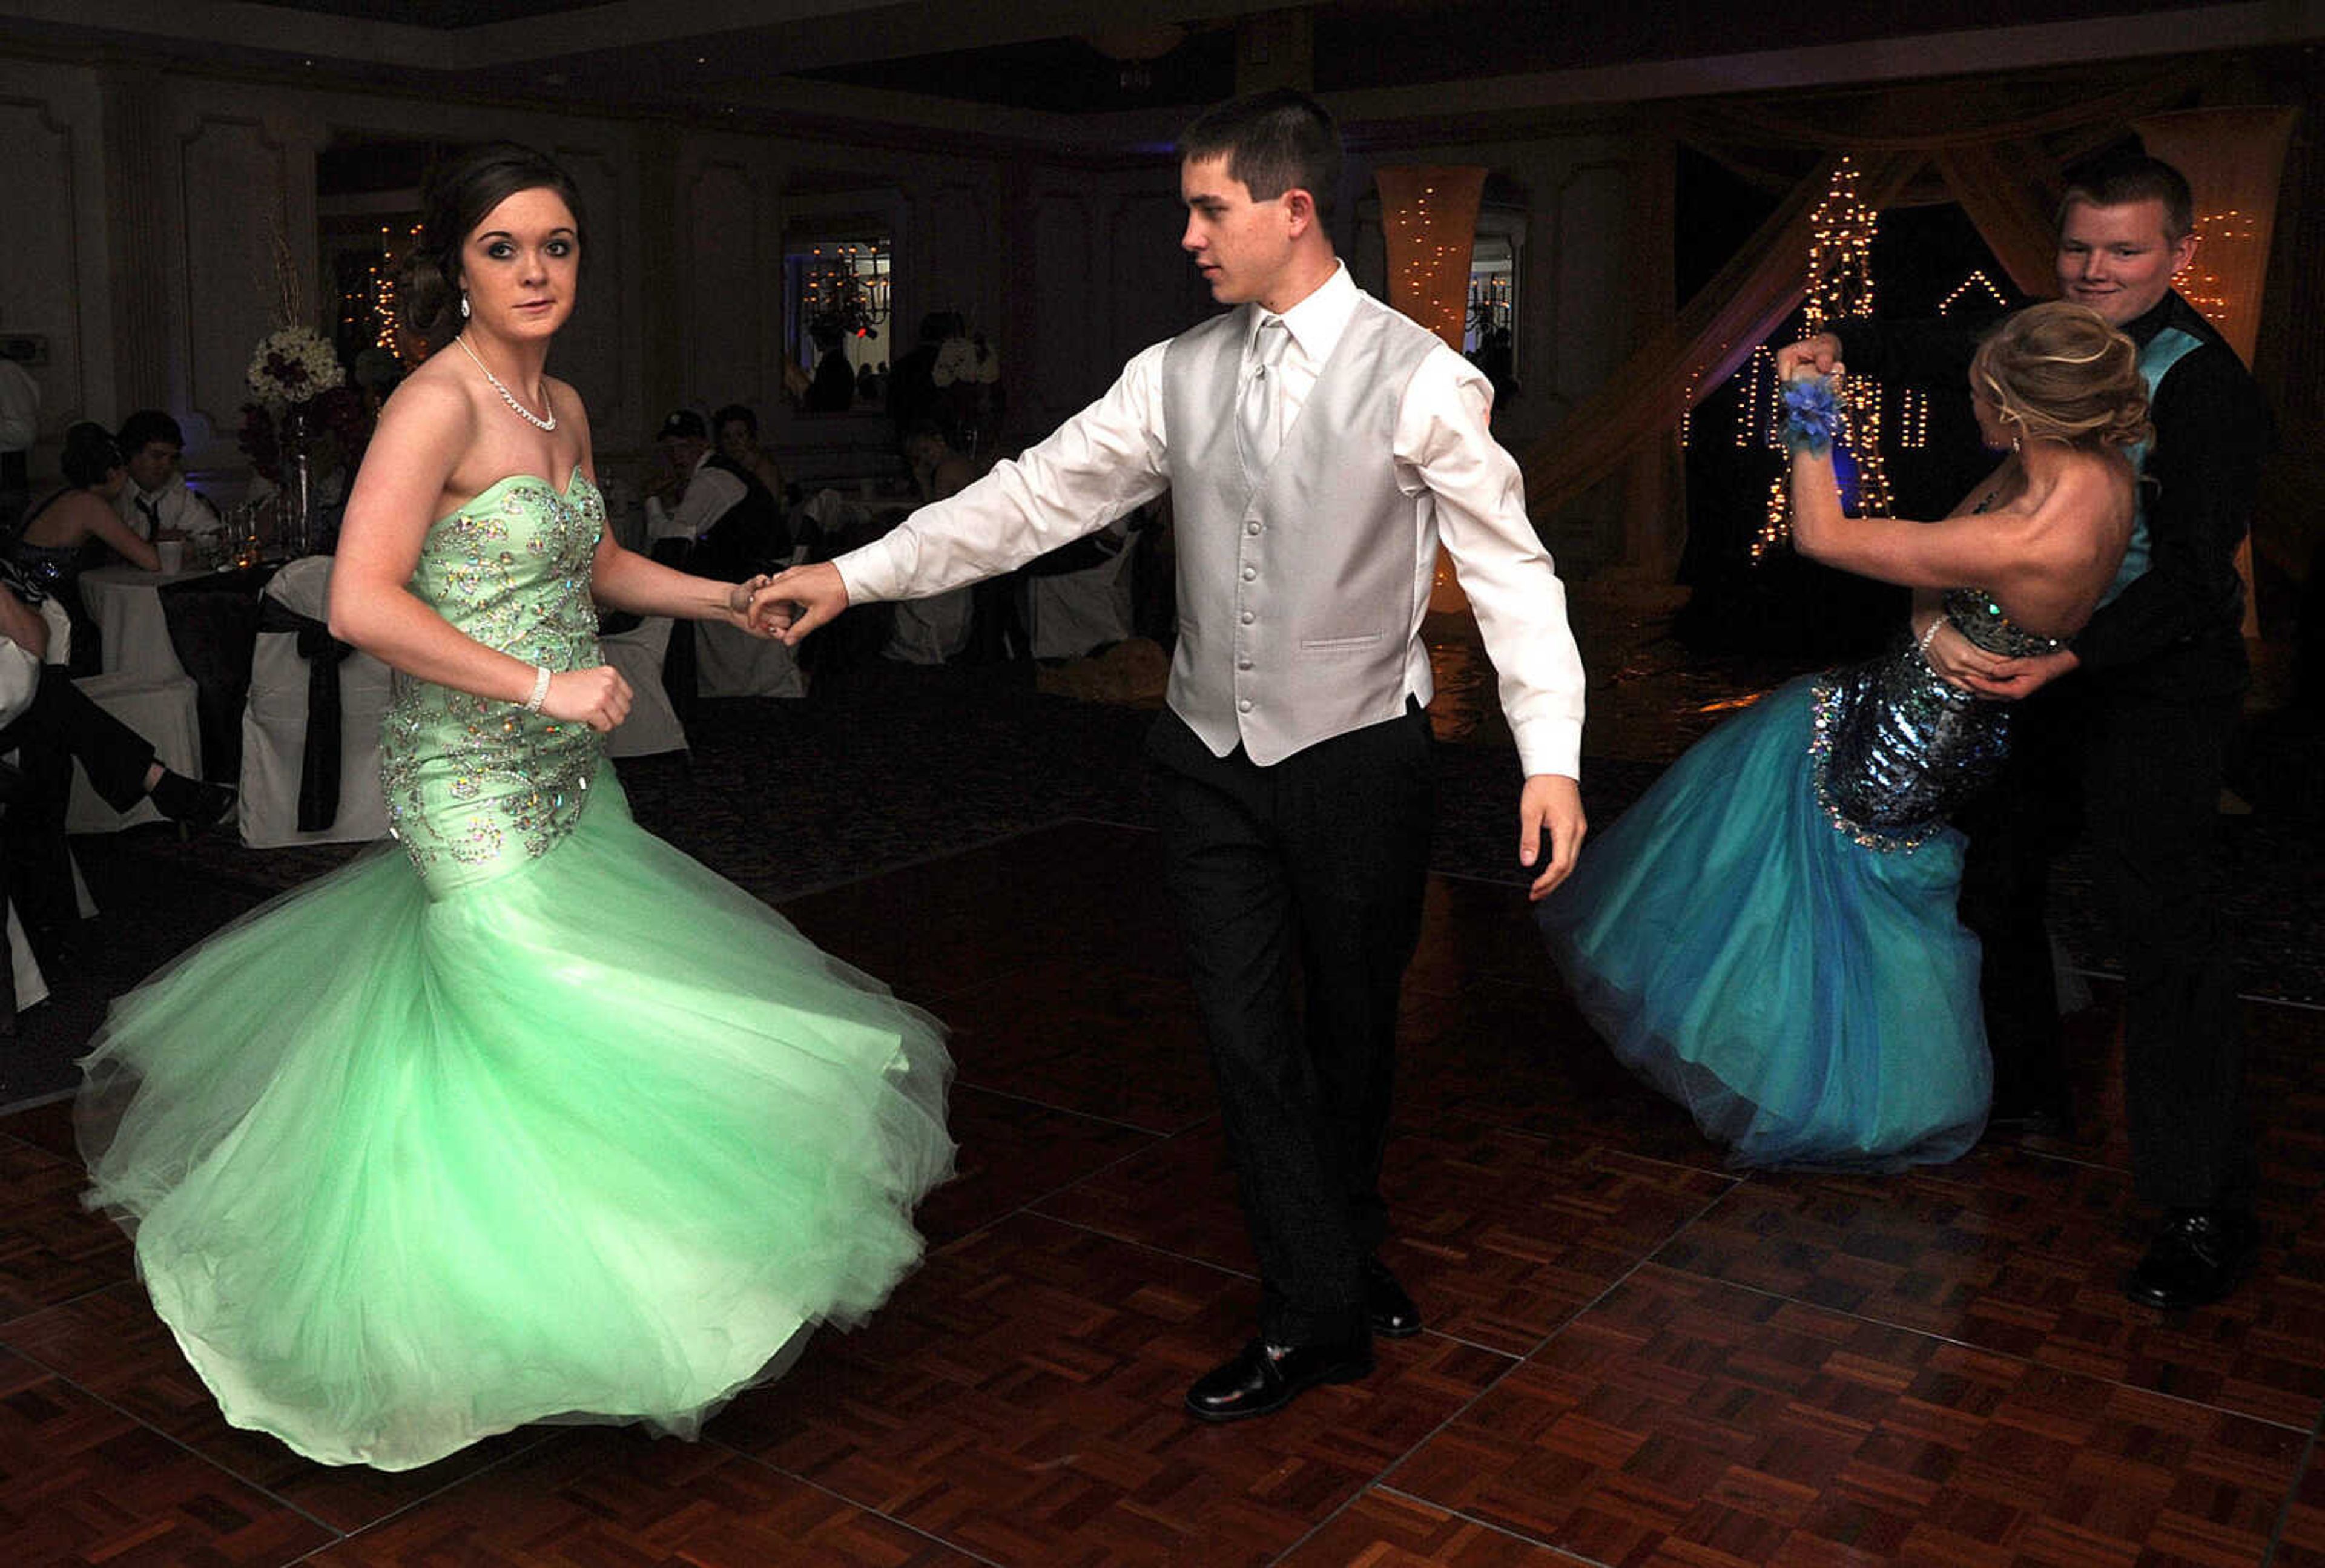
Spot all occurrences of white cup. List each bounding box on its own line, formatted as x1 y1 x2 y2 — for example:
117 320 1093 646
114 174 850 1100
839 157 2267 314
156 541 186 574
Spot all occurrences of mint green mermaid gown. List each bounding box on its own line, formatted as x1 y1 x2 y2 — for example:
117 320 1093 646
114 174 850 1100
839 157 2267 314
78 471 954 1471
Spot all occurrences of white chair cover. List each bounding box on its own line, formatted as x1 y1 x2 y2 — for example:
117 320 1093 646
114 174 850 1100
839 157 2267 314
1026 535 1136 660
7 898 48 1012
600 615 688 758
67 670 201 834
885 587 973 665
237 556 393 848
695 622 806 699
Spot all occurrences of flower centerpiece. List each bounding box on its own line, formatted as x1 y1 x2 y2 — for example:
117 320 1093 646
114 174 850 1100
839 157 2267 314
931 331 1003 457
237 324 353 556
246 324 346 414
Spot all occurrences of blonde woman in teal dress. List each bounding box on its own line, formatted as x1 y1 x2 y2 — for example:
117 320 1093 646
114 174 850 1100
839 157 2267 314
76 145 954 1471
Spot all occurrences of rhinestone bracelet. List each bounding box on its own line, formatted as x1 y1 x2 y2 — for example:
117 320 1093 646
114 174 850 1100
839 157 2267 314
523 664 552 714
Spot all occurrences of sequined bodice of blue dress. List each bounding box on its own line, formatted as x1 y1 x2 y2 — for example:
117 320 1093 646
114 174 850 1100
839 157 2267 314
78 467 954 1471
1537 589 2064 1170
1813 587 2068 846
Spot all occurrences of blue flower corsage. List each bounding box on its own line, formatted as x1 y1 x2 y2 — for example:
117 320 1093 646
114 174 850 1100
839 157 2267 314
1780 374 1840 459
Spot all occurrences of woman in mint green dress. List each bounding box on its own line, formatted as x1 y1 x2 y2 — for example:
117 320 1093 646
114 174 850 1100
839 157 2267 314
76 145 954 1471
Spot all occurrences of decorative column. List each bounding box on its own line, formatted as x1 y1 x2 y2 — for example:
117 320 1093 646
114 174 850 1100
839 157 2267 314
97 64 176 416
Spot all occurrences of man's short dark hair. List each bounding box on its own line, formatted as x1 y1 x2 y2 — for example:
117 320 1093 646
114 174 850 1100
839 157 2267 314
658 409 708 441
711 404 756 436
1179 89 1344 220
2059 150 2195 242
116 409 183 454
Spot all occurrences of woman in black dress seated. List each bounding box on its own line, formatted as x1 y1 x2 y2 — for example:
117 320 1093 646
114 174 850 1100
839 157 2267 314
8 423 160 674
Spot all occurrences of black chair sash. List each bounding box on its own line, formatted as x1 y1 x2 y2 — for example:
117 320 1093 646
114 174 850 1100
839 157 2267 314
158 564 278 783
254 595 352 832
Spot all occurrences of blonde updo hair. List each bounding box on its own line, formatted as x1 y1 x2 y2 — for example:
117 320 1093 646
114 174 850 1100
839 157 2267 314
1971 301 2152 452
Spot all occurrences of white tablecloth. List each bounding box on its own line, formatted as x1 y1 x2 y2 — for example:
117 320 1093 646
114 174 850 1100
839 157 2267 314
79 563 207 682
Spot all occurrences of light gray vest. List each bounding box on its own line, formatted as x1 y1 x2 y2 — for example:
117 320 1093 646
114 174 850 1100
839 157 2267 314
1162 297 1440 765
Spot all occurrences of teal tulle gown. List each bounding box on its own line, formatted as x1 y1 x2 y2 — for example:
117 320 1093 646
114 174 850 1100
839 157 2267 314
77 470 954 1471
1538 588 2065 1170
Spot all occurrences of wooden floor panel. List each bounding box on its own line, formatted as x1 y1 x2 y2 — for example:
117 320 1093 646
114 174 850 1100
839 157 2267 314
3 819 2321 1566
1653 1148 2325 1431
712 1213 1515 1567
1385 1263 2307 1568
0 1345 334 1565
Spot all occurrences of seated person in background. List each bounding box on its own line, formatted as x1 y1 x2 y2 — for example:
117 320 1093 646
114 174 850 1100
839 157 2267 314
803 324 856 413
904 421 976 505
655 410 789 580
713 403 787 501
0 342 38 541
887 311 962 450
114 410 223 545
0 565 232 964
11 423 159 674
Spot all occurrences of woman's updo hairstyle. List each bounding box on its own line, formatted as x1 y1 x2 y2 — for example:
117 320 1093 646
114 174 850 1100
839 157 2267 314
1971 301 2152 452
399 142 585 344
60 421 124 489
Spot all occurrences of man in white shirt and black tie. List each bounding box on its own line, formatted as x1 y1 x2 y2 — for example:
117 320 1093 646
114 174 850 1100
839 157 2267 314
114 410 222 546
757 88 1588 1421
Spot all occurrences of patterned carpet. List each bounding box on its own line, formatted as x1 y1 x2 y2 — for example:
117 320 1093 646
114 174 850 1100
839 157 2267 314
2 648 2315 1115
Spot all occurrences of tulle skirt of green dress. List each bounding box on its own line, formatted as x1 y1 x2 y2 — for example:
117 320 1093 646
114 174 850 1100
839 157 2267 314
76 772 954 1471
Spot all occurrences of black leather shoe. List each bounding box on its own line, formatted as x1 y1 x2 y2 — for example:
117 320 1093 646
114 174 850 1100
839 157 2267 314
2125 1210 2261 1311
1364 1259 1423 1339
1183 1337 1373 1423
149 771 235 831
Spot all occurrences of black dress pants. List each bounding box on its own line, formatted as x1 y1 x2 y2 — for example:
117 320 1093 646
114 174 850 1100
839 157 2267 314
1147 701 1435 1346
0 665 158 936
1957 635 2252 1210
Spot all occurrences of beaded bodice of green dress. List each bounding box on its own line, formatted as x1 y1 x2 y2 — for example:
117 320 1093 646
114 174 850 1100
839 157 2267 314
381 467 607 895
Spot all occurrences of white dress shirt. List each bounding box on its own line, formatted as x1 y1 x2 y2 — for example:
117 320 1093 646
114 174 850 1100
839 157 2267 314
117 474 223 539
667 453 747 543
0 360 38 456
839 262 1585 777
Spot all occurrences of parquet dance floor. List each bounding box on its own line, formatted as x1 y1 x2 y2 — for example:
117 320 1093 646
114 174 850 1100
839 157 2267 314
5 818 2321 1566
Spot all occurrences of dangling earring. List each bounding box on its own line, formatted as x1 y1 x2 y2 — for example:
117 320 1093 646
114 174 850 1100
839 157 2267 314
2011 433 2022 453
460 291 471 320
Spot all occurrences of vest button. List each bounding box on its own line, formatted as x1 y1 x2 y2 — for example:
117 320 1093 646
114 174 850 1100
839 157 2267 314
1241 565 1256 581
1239 611 1254 625
1245 521 1261 535
1237 698 1253 713
1238 658 1252 671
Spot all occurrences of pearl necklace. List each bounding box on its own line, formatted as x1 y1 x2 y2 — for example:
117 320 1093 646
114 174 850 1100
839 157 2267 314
453 334 557 432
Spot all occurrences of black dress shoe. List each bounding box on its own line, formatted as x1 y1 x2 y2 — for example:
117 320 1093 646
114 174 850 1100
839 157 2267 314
2125 1210 2261 1311
1364 1259 1423 1339
1184 1337 1373 1423
148 771 236 830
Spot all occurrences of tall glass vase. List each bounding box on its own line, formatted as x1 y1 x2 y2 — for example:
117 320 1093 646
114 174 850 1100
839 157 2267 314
278 406 315 558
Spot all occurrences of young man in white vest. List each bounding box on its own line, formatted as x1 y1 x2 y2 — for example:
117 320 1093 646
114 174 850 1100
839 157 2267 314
760 89 1588 1419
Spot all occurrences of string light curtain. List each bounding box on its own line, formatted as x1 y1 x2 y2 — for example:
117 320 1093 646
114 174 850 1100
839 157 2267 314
2128 107 2297 366
1377 165 1488 615
1375 166 1488 351
2129 106 2298 635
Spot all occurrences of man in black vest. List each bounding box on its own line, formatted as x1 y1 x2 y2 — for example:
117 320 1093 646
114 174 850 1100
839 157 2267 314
653 410 788 580
1782 151 2270 1309
756 90 1588 1420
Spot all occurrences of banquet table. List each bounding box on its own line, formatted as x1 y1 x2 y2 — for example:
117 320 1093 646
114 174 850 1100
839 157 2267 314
81 561 283 782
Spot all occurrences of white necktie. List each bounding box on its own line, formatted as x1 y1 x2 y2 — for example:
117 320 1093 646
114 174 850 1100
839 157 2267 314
1238 317 1290 470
